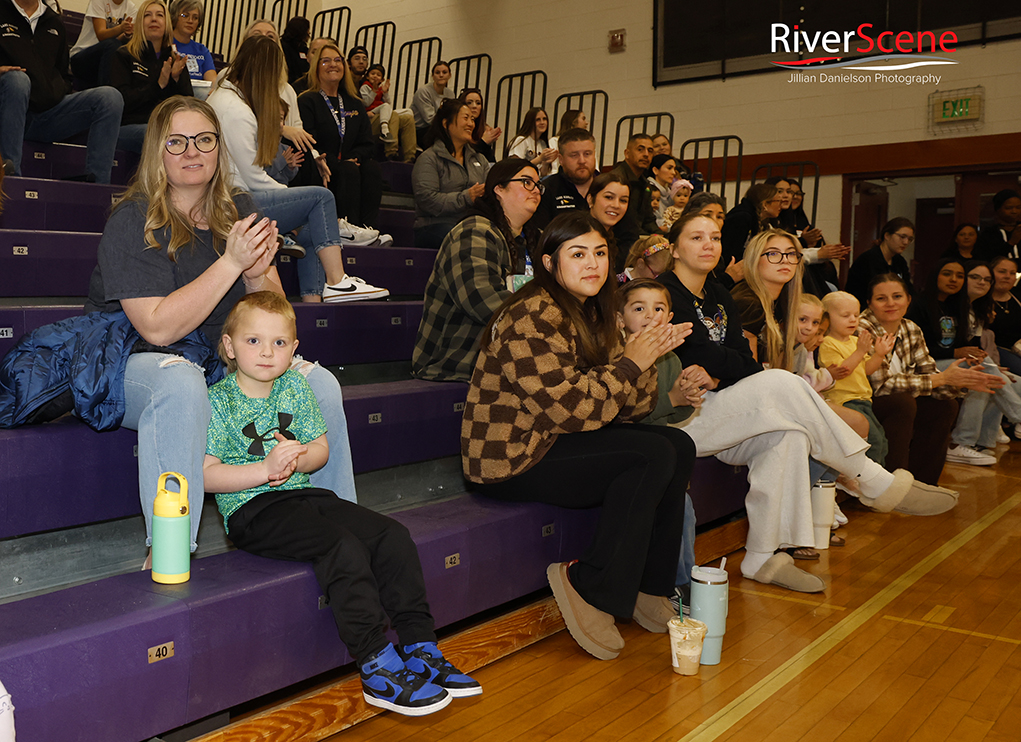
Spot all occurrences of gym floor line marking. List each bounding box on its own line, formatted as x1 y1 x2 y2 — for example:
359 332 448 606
920 604 956 623
730 586 846 610
882 615 1021 645
677 491 1021 742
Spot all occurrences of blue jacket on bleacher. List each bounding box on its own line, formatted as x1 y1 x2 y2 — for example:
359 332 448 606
0 311 222 430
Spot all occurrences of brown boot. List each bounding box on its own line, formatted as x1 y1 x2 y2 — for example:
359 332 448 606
547 562 624 660
632 592 677 633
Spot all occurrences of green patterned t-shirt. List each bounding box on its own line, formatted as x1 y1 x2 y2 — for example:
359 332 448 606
206 369 327 532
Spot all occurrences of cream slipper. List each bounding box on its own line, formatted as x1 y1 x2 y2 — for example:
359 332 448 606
859 469 958 515
746 552 825 593
632 592 677 633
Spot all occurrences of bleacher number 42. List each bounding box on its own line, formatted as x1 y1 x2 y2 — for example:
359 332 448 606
12 246 28 255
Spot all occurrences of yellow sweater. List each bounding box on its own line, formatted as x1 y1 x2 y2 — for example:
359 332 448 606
819 335 873 406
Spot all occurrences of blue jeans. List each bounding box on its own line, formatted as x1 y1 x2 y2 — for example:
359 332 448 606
674 492 697 587
117 124 147 154
69 37 126 87
951 360 1021 448
998 348 1021 376
249 187 341 296
121 353 357 549
0 70 123 183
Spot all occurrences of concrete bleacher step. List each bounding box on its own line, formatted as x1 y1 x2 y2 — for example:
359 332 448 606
19 141 137 185
0 455 468 604
0 176 120 232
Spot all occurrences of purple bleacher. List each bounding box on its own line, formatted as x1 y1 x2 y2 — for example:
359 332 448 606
19 141 136 185
0 177 120 233
377 207 415 247
379 161 413 194
0 573 193 742
0 304 84 359
292 301 422 365
0 417 139 539
0 378 462 539
0 231 99 296
276 244 434 297
343 380 467 472
0 301 421 367
0 494 604 741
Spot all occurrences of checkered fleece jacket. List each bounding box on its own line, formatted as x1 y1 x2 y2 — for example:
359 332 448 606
461 289 658 483
412 216 524 381
858 310 960 400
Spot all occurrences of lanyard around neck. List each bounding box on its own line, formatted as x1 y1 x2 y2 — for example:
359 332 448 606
319 91 346 142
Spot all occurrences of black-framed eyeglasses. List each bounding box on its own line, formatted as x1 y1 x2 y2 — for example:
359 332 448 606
763 250 802 264
968 273 993 284
165 132 218 155
506 177 545 194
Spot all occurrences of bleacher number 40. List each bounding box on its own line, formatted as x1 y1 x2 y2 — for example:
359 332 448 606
147 641 174 664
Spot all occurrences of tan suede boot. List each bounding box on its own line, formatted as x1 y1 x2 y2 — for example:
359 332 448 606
547 562 624 660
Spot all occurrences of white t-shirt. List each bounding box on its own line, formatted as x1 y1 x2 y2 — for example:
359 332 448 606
70 0 137 57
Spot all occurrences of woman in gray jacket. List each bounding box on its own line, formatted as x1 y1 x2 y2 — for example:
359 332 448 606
411 98 492 249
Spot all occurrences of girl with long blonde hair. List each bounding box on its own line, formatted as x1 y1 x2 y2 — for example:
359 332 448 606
208 35 387 302
731 228 804 370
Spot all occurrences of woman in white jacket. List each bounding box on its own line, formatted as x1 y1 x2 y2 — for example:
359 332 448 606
208 35 386 302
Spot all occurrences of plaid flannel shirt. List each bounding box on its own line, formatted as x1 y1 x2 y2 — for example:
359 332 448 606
858 310 960 400
461 289 658 483
412 216 525 381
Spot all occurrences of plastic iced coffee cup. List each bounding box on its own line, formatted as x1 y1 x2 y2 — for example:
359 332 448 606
667 616 707 675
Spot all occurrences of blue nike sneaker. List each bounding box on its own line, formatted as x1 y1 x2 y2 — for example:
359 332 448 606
360 643 451 716
399 642 483 698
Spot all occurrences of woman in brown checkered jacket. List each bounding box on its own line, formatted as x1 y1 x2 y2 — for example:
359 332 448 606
461 211 697 661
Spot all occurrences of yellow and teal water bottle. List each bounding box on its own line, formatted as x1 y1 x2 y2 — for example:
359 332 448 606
152 472 191 584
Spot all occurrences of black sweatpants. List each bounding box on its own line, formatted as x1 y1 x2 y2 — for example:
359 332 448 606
476 423 695 618
227 488 435 661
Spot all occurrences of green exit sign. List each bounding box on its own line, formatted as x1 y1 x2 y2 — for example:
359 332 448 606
932 91 983 125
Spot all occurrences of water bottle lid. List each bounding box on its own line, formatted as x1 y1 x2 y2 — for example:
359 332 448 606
690 565 729 585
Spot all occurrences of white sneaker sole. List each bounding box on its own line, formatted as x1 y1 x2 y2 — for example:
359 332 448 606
323 288 390 303
362 689 452 716
945 455 995 466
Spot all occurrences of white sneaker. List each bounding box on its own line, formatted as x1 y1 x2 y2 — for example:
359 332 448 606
998 428 1011 444
322 275 390 303
380 122 396 143
368 233 393 247
337 218 380 246
832 503 848 529
945 445 996 466
1014 423 1021 440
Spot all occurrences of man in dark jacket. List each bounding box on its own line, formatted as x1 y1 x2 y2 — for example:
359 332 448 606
610 133 660 268
0 0 123 183
530 128 596 230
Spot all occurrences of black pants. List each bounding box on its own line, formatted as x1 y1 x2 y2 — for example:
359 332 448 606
476 424 695 618
228 488 435 661
327 156 382 228
872 393 958 486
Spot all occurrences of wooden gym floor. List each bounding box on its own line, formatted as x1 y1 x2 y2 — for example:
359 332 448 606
327 443 1021 742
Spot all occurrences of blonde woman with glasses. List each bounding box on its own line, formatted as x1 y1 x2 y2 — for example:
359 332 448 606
83 96 361 558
